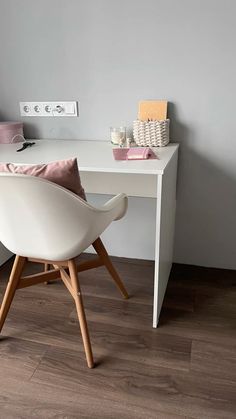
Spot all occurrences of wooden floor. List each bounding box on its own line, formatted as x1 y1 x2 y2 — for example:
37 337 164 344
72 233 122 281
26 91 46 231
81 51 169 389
0 255 235 419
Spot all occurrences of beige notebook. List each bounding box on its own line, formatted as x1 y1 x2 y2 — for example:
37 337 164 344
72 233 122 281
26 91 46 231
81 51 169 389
138 100 168 121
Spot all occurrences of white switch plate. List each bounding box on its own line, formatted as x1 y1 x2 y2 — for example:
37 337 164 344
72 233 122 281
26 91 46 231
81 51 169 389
19 101 78 117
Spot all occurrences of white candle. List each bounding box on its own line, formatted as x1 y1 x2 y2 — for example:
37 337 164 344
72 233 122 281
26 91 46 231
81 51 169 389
111 131 121 145
110 127 126 146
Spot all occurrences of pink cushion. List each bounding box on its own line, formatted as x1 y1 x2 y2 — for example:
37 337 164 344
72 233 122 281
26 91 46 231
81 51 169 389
0 158 86 200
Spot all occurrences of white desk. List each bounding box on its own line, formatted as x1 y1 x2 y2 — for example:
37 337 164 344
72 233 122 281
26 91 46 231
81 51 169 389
0 139 179 327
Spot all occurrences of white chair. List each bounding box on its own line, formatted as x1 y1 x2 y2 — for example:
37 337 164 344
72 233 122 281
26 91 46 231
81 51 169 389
0 173 129 368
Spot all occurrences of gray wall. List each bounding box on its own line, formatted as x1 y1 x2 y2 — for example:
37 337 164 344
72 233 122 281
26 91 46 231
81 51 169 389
0 0 236 268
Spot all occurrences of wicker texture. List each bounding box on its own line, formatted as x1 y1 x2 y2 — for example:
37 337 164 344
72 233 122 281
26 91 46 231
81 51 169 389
133 119 170 147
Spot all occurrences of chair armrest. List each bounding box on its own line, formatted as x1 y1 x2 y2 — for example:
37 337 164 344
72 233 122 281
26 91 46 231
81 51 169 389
100 193 128 221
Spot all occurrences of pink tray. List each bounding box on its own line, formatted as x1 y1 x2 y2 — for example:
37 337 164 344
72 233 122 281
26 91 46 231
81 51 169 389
113 147 158 161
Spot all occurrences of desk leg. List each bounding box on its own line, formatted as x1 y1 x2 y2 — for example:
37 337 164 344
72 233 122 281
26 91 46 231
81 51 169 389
153 152 178 328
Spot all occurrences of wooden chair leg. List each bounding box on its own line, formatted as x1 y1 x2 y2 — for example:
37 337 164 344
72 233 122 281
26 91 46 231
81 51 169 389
68 259 94 369
93 238 129 299
44 263 50 284
0 255 26 333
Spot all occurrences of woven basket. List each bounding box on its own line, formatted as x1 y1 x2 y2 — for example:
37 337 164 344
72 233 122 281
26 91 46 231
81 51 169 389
133 119 170 147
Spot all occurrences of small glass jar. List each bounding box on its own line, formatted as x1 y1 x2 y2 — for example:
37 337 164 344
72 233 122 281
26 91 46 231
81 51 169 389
110 127 126 147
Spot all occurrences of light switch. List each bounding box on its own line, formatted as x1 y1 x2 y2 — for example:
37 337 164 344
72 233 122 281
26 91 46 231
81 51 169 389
65 102 75 115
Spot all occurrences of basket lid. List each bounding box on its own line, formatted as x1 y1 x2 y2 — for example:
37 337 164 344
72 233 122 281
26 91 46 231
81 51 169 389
0 121 23 131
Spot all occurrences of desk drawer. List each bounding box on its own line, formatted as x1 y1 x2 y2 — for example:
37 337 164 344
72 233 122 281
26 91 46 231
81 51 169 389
80 172 157 198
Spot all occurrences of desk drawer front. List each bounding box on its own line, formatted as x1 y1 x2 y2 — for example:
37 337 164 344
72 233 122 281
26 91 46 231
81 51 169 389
80 172 157 198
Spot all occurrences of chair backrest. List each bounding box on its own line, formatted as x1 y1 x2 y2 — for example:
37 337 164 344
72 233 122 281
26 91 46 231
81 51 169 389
0 173 115 261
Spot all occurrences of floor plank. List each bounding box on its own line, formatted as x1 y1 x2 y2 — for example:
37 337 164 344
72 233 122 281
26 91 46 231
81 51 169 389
0 336 48 381
191 340 236 383
0 257 236 418
31 345 236 419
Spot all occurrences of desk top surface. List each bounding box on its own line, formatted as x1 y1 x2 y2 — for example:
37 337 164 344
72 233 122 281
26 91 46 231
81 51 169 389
0 140 179 175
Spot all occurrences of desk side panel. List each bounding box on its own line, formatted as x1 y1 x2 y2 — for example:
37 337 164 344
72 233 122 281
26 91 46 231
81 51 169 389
153 150 178 327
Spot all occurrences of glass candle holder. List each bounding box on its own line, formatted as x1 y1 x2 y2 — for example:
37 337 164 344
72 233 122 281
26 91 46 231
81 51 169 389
110 127 126 147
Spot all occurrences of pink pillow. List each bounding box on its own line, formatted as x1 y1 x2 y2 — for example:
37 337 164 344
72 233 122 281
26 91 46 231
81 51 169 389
0 158 86 200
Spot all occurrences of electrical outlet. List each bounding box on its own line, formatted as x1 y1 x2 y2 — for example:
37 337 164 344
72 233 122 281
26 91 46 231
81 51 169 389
19 102 78 117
